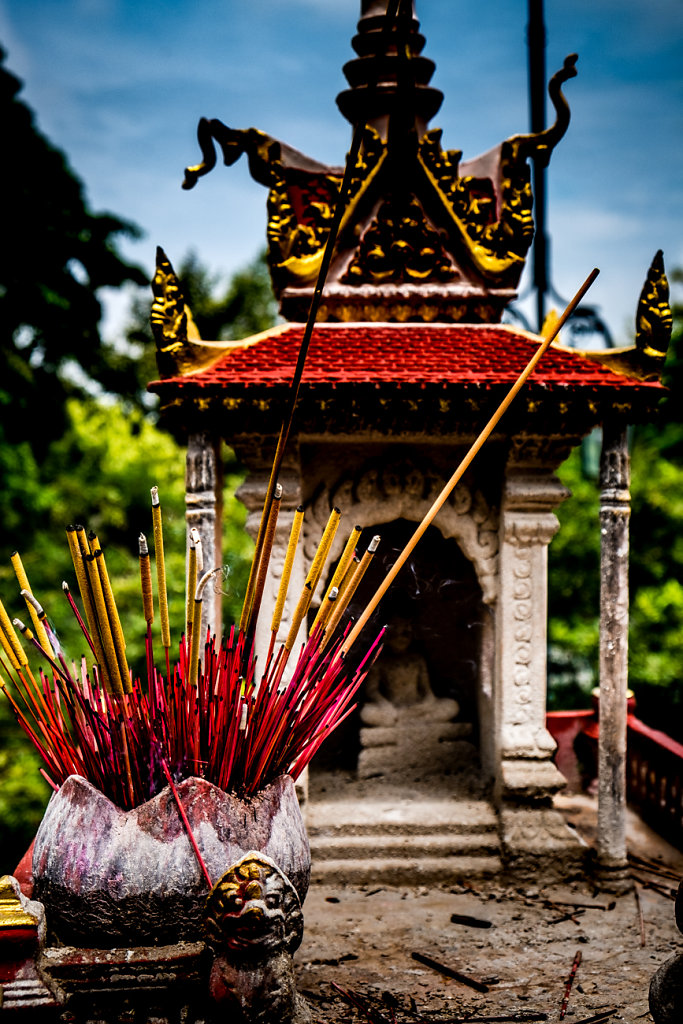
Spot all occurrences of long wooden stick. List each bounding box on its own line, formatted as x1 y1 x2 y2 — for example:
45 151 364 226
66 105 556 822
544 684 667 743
239 0 405 639
340 267 599 656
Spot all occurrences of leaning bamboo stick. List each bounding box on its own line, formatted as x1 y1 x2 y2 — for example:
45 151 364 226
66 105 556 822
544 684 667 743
237 4 405 638
341 268 600 657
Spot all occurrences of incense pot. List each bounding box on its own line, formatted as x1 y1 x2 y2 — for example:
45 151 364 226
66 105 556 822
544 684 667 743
31 773 310 947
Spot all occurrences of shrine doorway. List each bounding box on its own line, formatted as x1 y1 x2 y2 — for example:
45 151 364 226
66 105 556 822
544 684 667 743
309 518 490 796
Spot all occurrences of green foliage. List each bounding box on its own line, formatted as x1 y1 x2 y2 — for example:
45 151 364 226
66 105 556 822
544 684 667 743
548 271 683 737
0 49 147 450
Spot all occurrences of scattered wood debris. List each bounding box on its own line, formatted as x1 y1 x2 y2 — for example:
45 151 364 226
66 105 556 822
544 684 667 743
559 949 582 1020
449 912 492 929
411 951 489 993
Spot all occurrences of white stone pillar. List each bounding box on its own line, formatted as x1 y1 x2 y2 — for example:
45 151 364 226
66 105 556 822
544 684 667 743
495 469 568 801
237 459 308 806
186 432 223 640
236 461 306 673
597 424 631 883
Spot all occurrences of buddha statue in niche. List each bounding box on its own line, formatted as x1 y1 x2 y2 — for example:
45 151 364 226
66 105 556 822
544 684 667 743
360 615 460 728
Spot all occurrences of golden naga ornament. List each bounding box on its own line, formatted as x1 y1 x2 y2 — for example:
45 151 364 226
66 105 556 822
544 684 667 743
570 251 673 382
180 28 578 322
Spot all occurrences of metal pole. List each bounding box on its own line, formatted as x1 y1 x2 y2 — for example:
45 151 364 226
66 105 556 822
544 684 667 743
528 0 548 332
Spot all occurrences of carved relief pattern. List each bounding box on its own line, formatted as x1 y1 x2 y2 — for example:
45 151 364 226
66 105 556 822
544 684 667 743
341 196 457 285
304 460 499 604
509 538 533 729
266 125 386 292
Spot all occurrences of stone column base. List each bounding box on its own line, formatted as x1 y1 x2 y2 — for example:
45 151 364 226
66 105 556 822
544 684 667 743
498 805 587 877
592 858 633 893
496 757 567 802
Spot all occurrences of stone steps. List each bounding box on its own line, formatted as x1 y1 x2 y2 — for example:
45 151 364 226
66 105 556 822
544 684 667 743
306 795 503 883
310 831 498 858
310 854 503 885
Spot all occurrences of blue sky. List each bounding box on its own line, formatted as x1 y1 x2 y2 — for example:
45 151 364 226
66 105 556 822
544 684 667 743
1 0 682 342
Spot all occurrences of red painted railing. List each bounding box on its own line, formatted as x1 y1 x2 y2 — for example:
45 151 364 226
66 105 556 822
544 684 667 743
547 708 683 849
626 714 683 848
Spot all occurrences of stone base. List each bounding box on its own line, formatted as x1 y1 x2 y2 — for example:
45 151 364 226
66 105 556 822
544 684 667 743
358 721 474 781
496 757 568 802
592 858 634 893
498 805 588 877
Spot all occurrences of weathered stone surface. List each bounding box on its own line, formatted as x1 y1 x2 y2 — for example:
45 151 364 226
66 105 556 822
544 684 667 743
32 775 310 946
206 852 310 1023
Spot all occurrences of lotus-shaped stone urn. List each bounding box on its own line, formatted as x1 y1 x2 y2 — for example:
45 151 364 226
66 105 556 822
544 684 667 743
31 773 310 947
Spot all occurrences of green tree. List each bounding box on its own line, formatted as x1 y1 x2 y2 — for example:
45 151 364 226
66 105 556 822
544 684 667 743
0 48 147 447
548 270 683 736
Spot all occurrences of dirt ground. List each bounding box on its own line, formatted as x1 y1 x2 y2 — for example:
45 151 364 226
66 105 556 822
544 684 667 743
294 796 683 1024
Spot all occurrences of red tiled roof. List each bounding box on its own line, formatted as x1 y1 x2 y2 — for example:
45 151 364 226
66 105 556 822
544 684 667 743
149 323 663 394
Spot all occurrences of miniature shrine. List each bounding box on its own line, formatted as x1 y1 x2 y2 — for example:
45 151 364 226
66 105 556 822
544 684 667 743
149 0 671 879
0 2 677 1021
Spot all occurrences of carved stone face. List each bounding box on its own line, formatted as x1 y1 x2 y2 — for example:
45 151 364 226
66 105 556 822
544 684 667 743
386 616 414 655
204 852 303 960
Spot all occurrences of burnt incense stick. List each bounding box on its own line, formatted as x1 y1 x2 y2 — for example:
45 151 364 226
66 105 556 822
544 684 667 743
285 507 341 651
310 524 362 636
18 592 54 661
321 535 380 649
186 528 199 645
151 486 171 654
341 268 600 656
138 532 155 627
67 525 107 670
188 567 221 687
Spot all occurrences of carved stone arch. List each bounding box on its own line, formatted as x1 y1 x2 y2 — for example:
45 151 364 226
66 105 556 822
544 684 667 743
304 459 499 604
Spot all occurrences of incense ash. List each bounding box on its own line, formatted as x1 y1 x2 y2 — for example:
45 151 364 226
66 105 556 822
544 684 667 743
0 486 384 810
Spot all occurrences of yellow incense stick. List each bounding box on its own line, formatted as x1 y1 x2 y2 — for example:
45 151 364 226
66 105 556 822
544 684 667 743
248 484 283 631
341 268 600 657
11 551 52 655
151 486 171 650
84 553 123 697
322 535 380 648
0 600 25 669
188 568 218 687
138 533 154 627
66 525 106 675
310 524 362 636
271 505 304 636
93 546 131 694
186 530 198 644
284 507 341 650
